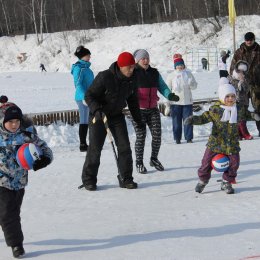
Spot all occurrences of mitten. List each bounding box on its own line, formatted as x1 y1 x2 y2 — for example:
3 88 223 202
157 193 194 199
184 116 193 125
33 155 51 171
168 93 180 102
251 112 260 121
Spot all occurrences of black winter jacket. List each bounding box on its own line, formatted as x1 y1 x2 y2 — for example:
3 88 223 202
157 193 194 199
85 62 142 123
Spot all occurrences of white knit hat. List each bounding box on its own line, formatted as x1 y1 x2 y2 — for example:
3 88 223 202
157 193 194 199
218 84 236 103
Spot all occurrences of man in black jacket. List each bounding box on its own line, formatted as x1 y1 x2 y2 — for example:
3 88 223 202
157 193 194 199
81 52 143 191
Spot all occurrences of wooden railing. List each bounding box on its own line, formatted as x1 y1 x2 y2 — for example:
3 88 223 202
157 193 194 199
28 97 218 126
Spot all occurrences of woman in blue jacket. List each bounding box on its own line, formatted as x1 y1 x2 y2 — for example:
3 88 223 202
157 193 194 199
71 46 94 152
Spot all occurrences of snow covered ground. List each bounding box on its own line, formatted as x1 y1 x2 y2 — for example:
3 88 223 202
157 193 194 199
1 15 260 260
1 70 260 260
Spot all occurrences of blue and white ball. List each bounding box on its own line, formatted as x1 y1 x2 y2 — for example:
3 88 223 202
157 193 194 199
16 143 42 170
211 154 230 172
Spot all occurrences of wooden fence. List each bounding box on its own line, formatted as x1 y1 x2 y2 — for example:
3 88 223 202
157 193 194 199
28 98 218 126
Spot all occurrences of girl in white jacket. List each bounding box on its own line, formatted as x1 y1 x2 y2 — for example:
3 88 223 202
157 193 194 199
167 56 197 144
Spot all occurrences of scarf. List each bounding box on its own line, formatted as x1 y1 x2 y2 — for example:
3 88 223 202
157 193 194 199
220 104 237 124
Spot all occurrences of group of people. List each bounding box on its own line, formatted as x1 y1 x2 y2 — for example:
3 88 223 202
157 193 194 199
71 31 260 195
1 31 260 258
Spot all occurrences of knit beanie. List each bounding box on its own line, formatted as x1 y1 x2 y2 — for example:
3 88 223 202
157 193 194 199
218 84 236 103
133 49 150 63
117 52 135 67
174 57 185 69
173 53 182 60
74 46 91 59
220 50 226 57
0 95 8 104
0 102 23 125
244 32 255 41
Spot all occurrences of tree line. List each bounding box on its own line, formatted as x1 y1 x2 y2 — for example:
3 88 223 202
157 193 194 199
0 0 259 43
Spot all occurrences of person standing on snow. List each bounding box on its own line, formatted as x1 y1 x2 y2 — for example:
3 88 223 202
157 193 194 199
71 46 94 152
0 100 53 258
132 49 179 174
230 32 260 136
167 55 197 144
39 63 47 72
81 52 143 191
218 50 231 78
184 83 260 194
227 60 253 140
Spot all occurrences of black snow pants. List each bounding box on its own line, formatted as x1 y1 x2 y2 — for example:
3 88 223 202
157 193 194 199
82 113 133 185
0 187 24 247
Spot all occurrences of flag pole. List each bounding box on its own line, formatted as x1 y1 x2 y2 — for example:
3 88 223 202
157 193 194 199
233 20 236 52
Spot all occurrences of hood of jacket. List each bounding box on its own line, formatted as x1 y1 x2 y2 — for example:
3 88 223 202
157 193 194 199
71 59 91 74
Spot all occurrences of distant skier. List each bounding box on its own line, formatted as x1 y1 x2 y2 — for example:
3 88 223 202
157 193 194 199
40 63 47 72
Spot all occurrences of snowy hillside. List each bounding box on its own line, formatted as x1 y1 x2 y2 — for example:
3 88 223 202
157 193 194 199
0 15 260 73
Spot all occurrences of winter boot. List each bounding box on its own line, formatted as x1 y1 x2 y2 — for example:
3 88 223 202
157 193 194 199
256 121 260 137
221 180 234 194
195 180 208 193
12 245 25 258
150 157 164 171
238 121 253 140
84 183 97 191
79 124 88 151
117 175 138 189
79 143 88 152
136 161 147 174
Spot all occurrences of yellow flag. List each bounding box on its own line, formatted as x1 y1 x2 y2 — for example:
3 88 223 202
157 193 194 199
228 0 236 25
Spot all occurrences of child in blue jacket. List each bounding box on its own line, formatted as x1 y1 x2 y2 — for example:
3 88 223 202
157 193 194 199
0 99 53 258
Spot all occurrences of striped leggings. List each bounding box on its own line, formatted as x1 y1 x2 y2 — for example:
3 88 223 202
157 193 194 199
133 107 161 162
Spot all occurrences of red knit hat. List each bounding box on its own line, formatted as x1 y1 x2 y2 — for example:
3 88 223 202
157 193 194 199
117 52 135 67
173 53 182 60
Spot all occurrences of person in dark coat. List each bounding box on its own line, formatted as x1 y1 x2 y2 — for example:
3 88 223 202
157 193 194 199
201 58 208 70
230 32 260 136
81 52 143 191
39 63 47 72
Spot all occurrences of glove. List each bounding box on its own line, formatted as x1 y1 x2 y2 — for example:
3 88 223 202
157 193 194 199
33 155 51 171
251 112 260 121
184 116 193 125
227 50 231 54
168 93 180 102
0 95 8 103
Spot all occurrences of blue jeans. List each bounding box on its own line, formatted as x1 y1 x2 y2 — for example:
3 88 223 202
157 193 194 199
76 100 89 124
170 104 193 141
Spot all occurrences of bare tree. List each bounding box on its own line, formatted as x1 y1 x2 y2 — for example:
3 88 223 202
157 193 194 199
1 0 10 35
31 0 40 44
90 0 97 28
